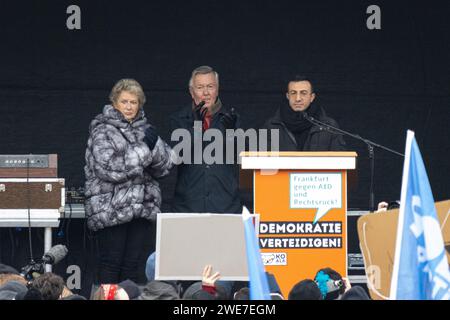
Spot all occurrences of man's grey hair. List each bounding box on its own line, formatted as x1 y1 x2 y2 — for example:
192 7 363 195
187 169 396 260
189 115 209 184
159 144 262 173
188 65 219 88
109 78 146 108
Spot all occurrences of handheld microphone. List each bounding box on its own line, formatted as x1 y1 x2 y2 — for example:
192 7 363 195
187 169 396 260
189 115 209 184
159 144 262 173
302 111 328 131
197 101 206 109
194 101 206 112
194 101 208 120
42 245 68 265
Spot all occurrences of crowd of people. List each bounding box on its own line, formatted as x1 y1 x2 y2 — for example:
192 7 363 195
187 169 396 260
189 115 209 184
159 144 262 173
0 261 370 300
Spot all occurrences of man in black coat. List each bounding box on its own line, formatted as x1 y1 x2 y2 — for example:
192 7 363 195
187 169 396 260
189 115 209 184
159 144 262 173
170 66 241 213
263 75 346 151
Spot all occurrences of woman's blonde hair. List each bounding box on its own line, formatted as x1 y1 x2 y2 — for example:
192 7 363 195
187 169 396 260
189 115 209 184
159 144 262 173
109 78 146 108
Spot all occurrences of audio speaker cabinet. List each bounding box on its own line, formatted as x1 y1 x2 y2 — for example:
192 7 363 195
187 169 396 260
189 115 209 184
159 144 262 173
0 178 65 227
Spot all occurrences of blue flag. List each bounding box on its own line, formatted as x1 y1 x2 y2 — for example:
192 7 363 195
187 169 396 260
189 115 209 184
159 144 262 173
242 207 271 300
390 130 450 300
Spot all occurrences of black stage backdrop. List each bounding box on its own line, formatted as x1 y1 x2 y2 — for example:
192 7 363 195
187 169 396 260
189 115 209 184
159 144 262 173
0 0 449 296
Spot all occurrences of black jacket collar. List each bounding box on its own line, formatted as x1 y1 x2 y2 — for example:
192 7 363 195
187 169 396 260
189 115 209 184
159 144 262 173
269 106 329 134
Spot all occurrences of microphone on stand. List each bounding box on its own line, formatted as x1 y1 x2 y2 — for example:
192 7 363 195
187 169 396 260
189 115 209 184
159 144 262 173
301 111 328 132
42 244 68 265
299 109 403 212
20 245 68 280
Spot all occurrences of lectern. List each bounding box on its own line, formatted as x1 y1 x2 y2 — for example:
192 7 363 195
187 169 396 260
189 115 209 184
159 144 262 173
240 151 357 297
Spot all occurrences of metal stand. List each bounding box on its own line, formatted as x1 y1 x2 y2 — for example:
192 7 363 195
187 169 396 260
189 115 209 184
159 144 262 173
303 113 404 212
44 227 52 272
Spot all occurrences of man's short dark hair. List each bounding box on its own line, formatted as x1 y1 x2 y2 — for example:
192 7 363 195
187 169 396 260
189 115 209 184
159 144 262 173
287 75 314 93
288 279 322 300
30 272 65 300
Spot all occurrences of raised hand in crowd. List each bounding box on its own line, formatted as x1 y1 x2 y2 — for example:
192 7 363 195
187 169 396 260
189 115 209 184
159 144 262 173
202 264 221 289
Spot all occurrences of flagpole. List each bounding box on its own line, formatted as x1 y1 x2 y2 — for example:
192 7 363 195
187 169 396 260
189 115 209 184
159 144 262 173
389 130 414 300
242 206 271 300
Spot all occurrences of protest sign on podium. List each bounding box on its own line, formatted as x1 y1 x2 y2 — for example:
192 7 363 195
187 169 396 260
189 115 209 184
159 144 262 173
240 151 357 297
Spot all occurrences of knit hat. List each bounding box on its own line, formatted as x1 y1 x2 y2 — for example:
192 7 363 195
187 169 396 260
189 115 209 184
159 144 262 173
0 263 19 275
0 280 28 300
0 290 17 300
140 281 180 300
191 290 216 300
118 279 141 300
182 282 204 300
182 281 227 300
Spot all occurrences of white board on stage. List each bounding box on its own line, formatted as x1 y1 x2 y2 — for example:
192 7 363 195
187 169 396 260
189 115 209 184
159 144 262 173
155 213 259 281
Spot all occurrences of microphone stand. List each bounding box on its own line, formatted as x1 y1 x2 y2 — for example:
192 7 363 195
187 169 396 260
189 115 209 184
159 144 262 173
26 157 35 267
302 112 404 212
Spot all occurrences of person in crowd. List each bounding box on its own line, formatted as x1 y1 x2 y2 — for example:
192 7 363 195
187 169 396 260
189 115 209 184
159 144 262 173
182 281 228 300
0 280 28 300
0 263 27 291
0 263 20 276
262 75 346 151
16 288 43 300
29 272 65 300
138 280 181 300
0 273 27 288
376 200 400 212
181 264 228 300
314 266 371 300
145 249 156 282
340 285 371 300
199 264 222 297
60 286 74 299
84 78 176 284
92 279 141 300
314 267 350 300
170 65 241 214
288 279 323 300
